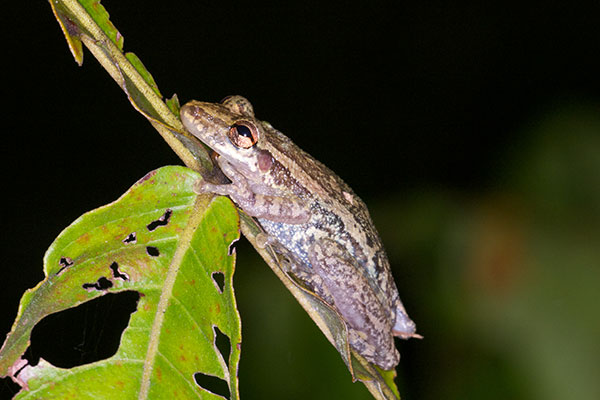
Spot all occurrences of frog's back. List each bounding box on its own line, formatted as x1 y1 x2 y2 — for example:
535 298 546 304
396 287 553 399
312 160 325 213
261 124 400 315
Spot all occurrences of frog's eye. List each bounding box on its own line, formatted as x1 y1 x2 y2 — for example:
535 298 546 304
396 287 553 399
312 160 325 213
228 122 258 149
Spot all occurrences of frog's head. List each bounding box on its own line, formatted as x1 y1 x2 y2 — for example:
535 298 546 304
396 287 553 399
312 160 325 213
181 96 275 183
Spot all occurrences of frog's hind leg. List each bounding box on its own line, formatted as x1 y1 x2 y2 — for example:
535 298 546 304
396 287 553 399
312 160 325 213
308 240 400 370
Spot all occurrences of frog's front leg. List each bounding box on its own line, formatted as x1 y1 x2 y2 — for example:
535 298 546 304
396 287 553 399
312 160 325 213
195 158 310 224
308 239 400 370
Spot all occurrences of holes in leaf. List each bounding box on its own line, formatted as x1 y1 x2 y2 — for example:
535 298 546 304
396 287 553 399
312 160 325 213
59 257 73 268
109 262 128 281
0 376 20 398
146 246 160 257
146 209 172 231
227 238 238 256
24 291 140 368
82 277 113 291
212 272 225 293
122 232 137 244
193 327 232 398
213 326 231 365
194 372 230 400
56 256 74 275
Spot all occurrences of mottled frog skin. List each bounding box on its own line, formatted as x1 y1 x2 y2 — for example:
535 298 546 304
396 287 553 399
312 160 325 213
180 96 418 369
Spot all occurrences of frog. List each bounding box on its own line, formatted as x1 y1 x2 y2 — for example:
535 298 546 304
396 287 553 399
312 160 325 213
180 95 419 370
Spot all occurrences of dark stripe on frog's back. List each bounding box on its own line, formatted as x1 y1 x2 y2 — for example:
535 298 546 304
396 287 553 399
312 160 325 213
263 125 367 211
267 157 312 199
264 127 362 206
264 125 388 276
307 200 395 315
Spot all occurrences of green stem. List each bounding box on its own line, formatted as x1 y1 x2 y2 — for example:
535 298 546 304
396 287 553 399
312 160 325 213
51 0 210 172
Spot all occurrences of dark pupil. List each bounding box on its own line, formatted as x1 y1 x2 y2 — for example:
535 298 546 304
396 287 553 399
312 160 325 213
234 124 252 139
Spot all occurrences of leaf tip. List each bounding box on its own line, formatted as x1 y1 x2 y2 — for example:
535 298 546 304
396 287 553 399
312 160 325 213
49 5 84 66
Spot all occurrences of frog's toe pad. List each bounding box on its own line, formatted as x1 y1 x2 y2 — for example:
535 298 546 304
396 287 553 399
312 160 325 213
392 310 420 339
193 179 222 195
193 179 207 194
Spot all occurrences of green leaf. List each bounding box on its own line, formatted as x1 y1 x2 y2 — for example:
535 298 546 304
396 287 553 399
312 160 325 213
46 1 405 397
166 93 182 116
0 166 241 399
79 0 123 50
125 52 162 98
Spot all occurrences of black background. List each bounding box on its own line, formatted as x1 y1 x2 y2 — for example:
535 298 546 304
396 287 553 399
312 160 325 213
2 1 599 399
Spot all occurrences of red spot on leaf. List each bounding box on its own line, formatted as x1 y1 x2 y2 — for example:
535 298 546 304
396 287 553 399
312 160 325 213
155 366 162 381
138 170 158 183
77 232 91 244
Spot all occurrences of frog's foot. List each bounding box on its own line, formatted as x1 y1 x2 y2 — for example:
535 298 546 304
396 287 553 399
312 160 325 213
193 173 251 198
255 232 280 249
193 178 211 194
193 179 233 198
392 306 422 339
